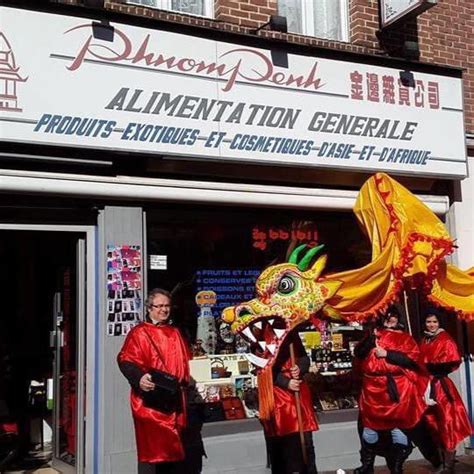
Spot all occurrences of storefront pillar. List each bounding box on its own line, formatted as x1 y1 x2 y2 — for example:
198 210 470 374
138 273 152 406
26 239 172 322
95 206 144 474
449 168 474 449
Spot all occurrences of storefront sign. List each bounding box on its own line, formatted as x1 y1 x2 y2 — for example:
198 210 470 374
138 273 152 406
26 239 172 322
380 0 437 29
0 7 466 178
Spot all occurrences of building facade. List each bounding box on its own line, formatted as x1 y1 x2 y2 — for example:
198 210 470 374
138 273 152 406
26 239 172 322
0 0 472 473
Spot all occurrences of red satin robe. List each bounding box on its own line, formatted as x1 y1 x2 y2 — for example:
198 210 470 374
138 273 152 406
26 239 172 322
117 322 190 463
420 330 472 451
266 336 318 437
358 329 425 430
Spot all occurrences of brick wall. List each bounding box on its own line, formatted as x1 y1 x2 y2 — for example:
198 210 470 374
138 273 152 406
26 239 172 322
54 0 474 135
347 0 474 135
215 0 277 28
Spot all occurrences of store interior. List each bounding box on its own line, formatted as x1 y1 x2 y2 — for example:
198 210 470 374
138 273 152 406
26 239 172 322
0 231 78 473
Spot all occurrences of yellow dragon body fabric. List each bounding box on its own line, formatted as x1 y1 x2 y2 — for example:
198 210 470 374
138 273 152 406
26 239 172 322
324 172 474 321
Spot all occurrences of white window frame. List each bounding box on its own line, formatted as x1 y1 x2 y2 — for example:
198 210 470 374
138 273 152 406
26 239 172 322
125 0 214 19
281 0 349 42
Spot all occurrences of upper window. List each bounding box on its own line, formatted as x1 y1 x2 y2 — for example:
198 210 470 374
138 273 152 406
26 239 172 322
278 0 349 42
127 0 214 18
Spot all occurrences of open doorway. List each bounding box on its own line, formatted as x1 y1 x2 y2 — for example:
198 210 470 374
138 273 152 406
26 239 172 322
0 230 85 474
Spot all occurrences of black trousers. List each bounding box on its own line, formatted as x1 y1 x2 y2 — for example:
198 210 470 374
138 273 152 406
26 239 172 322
267 432 317 474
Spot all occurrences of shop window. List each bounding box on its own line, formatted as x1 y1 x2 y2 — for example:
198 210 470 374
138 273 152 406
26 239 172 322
146 204 369 423
278 0 349 42
126 0 214 18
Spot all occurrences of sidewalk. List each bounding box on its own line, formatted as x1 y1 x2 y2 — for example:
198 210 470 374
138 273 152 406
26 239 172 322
321 454 474 473
384 455 474 473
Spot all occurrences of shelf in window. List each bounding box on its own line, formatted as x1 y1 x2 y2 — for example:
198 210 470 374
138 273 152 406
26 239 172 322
197 378 233 383
329 325 363 331
319 370 351 376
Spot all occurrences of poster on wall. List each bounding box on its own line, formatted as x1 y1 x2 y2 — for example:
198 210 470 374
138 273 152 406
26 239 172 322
193 268 260 355
106 245 142 337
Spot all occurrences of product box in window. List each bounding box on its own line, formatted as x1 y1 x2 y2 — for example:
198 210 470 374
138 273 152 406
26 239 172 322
348 341 358 356
331 333 344 351
204 384 221 403
318 392 339 411
232 375 253 400
222 397 246 420
337 395 358 410
219 383 235 399
299 331 321 351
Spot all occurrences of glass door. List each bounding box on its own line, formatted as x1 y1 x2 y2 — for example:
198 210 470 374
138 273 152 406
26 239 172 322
51 237 86 474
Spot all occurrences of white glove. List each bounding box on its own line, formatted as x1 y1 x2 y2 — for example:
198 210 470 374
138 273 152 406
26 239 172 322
424 383 437 406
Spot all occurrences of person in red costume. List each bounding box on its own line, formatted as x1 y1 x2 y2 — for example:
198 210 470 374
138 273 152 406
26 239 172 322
419 307 472 473
117 288 190 474
265 331 318 474
353 307 425 474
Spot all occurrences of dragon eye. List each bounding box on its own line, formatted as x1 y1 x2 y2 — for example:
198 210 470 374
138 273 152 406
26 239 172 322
278 275 297 294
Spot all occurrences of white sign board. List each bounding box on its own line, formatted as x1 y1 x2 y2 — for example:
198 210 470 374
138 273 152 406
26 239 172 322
149 255 167 270
380 0 437 28
0 7 467 178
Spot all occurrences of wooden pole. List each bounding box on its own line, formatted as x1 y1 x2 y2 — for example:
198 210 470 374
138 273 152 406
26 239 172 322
289 343 308 466
403 289 413 335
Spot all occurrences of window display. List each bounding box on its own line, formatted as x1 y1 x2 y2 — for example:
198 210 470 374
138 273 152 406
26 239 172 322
146 204 370 422
300 322 364 412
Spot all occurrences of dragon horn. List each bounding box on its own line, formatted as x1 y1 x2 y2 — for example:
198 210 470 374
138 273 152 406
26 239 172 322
298 244 325 271
288 244 307 264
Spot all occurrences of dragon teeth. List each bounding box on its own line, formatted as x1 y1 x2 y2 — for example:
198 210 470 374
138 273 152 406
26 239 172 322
267 343 276 355
253 321 262 330
242 327 256 343
268 319 275 326
274 328 285 339
247 353 268 368
258 341 266 350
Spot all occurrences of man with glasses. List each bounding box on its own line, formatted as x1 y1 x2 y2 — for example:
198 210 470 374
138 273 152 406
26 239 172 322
118 288 191 474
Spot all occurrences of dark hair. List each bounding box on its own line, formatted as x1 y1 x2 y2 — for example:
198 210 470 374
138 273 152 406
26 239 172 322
386 305 402 320
424 305 443 318
146 288 172 309
423 305 444 327
378 305 405 330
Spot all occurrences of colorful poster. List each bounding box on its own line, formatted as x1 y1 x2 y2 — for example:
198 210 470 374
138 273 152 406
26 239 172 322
195 268 260 354
106 245 142 337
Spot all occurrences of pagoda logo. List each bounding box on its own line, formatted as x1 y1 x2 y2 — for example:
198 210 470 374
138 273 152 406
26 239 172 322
0 32 28 112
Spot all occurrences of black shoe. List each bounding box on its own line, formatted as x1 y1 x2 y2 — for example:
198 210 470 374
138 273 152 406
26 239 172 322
387 443 413 474
353 442 376 474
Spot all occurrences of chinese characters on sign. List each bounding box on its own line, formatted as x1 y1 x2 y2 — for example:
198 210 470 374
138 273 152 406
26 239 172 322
350 71 439 109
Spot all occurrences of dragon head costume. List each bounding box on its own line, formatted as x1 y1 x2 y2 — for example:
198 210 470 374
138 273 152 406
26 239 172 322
221 244 342 421
222 244 341 369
